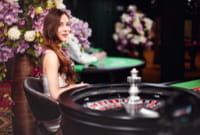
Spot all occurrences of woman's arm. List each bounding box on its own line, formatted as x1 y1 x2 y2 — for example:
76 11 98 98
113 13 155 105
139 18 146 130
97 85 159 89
43 51 61 100
58 83 89 97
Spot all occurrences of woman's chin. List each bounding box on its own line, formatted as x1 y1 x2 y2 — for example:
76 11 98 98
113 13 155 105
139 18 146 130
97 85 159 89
60 38 67 43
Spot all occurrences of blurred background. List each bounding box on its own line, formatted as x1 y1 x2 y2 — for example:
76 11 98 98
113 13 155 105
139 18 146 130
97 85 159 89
1 0 200 135
64 0 200 82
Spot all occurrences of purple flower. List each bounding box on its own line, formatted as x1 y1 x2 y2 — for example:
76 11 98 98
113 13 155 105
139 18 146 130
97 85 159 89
62 48 69 56
15 40 30 54
0 28 5 42
34 44 44 57
33 19 43 32
27 6 36 19
117 45 125 51
17 18 26 28
121 38 128 45
0 36 5 43
70 18 92 49
0 0 22 26
32 9 49 32
0 44 14 62
4 14 16 25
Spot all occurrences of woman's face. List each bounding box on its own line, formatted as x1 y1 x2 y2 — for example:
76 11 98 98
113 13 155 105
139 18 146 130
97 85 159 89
57 14 70 42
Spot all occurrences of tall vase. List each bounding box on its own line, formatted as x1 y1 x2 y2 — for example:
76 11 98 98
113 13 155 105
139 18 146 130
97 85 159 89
11 55 35 134
13 55 33 80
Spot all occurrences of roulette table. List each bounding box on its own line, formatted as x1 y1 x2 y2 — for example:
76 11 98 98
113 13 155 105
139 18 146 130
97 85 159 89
59 83 200 135
74 56 145 83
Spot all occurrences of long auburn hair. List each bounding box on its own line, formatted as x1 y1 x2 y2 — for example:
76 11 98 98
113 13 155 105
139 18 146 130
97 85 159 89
43 8 76 84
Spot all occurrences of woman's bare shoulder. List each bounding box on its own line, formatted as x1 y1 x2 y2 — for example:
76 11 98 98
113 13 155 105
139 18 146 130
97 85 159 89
43 49 56 55
43 49 57 58
42 49 59 73
43 50 59 64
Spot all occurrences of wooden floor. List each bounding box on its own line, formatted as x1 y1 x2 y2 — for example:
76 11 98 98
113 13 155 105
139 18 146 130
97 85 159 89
12 49 200 135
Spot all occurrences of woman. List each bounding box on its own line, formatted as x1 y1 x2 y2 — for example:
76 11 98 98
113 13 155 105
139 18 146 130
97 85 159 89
42 8 88 101
41 8 89 133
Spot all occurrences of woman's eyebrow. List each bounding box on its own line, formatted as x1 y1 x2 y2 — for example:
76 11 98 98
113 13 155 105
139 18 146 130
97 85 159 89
59 21 70 24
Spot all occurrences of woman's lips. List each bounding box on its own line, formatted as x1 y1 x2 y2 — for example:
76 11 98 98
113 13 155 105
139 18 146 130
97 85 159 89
62 34 68 37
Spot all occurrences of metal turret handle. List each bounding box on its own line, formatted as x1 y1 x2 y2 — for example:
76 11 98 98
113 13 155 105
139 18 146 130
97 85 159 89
125 68 143 116
125 68 160 118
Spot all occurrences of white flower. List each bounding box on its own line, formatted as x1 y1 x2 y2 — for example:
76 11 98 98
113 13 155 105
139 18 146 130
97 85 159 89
122 27 132 35
143 17 153 30
112 34 119 41
128 5 137 12
24 30 36 42
115 22 124 33
118 28 132 38
7 26 21 40
127 33 134 39
133 35 147 44
138 36 147 44
135 12 144 19
53 0 66 9
130 38 139 45
121 13 132 23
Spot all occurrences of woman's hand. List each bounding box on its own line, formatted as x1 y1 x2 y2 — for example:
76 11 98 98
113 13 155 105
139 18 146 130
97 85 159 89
58 83 89 100
59 82 89 96
93 51 107 60
67 82 90 90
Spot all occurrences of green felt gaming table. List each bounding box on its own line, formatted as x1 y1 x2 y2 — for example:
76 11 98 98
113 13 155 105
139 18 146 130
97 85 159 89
75 56 145 72
74 56 145 83
168 79 200 91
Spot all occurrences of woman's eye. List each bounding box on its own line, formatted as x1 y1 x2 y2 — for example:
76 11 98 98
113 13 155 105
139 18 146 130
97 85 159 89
60 22 70 27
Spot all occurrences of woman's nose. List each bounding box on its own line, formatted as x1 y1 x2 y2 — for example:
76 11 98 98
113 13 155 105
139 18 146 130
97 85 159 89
64 26 70 32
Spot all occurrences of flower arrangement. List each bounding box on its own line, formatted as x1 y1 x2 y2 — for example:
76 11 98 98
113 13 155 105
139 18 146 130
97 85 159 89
70 17 92 50
63 16 92 55
0 0 22 81
113 5 153 58
0 0 92 81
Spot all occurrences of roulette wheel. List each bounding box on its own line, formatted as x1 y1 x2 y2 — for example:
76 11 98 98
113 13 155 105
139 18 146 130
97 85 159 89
59 83 200 135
